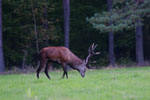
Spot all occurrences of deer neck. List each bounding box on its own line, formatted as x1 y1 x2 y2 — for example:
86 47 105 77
69 60 83 70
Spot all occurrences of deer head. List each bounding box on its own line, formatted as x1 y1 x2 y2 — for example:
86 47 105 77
78 43 100 77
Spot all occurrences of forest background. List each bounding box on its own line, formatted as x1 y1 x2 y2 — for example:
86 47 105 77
1 0 150 70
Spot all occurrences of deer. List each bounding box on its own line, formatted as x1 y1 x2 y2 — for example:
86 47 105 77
36 43 100 79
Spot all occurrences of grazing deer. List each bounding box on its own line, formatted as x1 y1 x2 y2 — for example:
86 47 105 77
36 43 100 79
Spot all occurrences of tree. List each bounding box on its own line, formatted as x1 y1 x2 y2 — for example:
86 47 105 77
0 0 5 72
63 0 70 48
2 0 150 68
107 0 115 67
135 0 144 65
43 0 48 30
2 0 61 68
136 21 144 65
42 0 49 46
87 0 150 65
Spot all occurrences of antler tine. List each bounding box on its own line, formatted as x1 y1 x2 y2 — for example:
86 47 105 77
88 44 92 53
93 44 98 50
89 43 94 54
88 43 94 53
91 43 98 51
95 51 100 54
94 44 101 54
91 43 95 49
86 43 94 64
91 44 100 55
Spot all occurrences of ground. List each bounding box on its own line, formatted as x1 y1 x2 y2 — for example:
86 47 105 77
0 67 150 100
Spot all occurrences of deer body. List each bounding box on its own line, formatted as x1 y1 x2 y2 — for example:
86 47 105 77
37 44 100 79
39 47 83 65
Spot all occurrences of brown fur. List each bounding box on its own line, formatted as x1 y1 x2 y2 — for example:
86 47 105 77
36 46 85 79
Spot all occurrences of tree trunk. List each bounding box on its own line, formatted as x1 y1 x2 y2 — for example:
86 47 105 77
136 20 144 65
22 49 27 69
63 0 70 48
43 0 48 30
31 1 40 67
31 2 39 54
0 0 5 72
135 0 144 66
107 0 115 67
43 0 49 46
108 31 115 66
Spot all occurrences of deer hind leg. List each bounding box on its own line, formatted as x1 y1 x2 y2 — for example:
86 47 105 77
36 59 47 79
62 63 68 79
44 62 52 79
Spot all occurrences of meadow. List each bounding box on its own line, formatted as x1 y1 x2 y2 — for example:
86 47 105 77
0 67 150 100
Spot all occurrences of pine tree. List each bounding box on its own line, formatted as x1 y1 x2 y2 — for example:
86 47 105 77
107 0 115 67
87 0 150 65
87 0 150 32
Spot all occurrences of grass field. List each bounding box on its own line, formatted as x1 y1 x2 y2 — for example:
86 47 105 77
0 67 150 100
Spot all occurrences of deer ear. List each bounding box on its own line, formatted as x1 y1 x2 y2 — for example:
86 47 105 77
95 52 100 55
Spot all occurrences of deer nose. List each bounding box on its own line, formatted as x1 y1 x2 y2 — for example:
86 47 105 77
81 73 85 78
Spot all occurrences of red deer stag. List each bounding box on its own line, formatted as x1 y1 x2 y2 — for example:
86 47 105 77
36 43 100 79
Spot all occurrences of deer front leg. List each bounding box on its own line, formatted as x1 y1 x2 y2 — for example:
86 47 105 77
37 59 47 79
62 63 68 79
44 62 52 79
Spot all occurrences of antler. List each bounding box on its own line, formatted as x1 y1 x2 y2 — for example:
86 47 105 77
85 43 100 65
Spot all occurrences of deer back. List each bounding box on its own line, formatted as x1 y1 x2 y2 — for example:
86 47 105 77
40 47 83 65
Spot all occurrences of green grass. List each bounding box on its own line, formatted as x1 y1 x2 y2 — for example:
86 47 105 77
0 67 150 100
